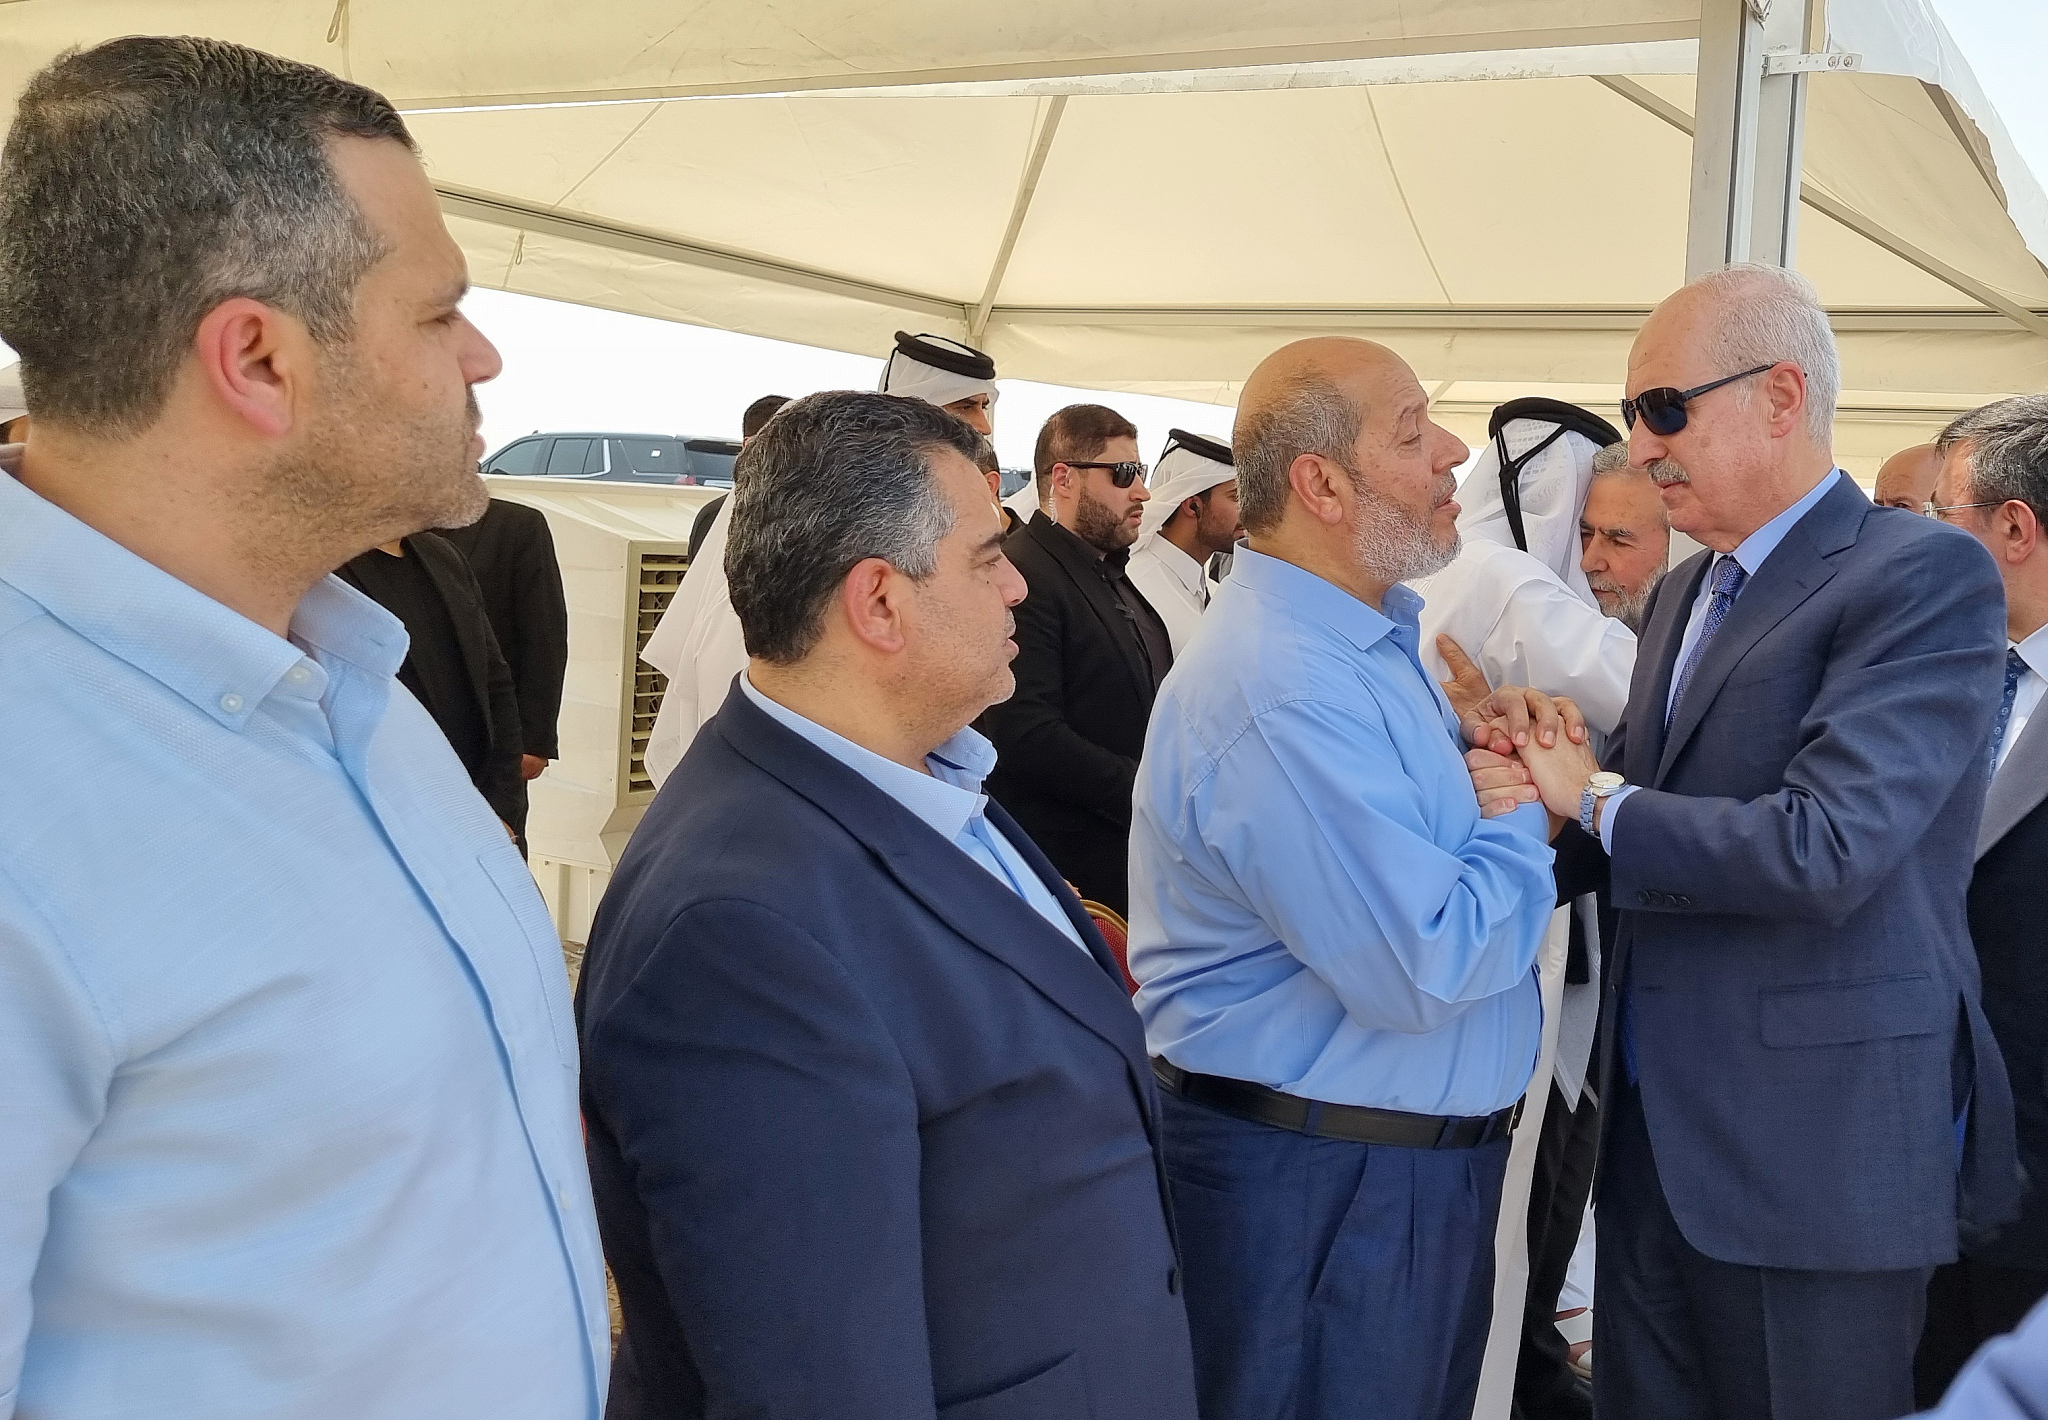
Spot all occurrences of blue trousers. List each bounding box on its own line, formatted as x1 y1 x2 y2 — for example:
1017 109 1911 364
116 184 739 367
1160 1089 1510 1420
1595 1082 1932 1420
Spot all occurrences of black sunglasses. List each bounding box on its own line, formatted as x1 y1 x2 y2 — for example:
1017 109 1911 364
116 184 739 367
1619 364 1775 436
1063 459 1148 489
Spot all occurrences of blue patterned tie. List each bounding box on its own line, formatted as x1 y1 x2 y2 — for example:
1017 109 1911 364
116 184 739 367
1991 647 2027 774
1626 556 1750 1086
1665 556 1749 731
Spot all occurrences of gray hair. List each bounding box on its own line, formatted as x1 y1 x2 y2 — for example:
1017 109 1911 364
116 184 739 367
725 391 980 664
0 37 412 434
1591 440 1633 475
1232 372 1363 535
1686 263 1840 445
1941 395 2048 522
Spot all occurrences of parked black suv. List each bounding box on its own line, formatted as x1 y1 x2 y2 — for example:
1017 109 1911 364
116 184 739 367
483 431 743 487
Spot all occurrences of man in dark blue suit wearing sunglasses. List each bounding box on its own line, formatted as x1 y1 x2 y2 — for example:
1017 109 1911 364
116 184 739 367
1466 263 2019 1420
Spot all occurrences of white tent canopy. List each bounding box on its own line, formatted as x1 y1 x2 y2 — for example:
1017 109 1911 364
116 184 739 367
3 0 2044 447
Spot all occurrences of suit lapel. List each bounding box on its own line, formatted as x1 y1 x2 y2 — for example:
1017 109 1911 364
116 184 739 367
1979 712 2048 859
712 685 1153 1088
1626 551 1709 786
1653 479 1865 785
1028 514 1154 701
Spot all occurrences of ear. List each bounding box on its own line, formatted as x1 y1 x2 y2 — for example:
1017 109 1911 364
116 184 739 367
190 297 307 441
2003 499 2041 566
1759 362 1808 439
1286 452 1349 526
837 556 909 655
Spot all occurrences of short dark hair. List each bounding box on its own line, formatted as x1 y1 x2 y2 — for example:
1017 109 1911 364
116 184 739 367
726 391 982 663
971 437 1001 476
1032 403 1138 497
0 36 414 433
740 394 791 439
1944 395 2048 525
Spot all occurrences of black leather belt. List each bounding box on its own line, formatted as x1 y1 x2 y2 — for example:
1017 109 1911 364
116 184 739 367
1152 1058 1521 1150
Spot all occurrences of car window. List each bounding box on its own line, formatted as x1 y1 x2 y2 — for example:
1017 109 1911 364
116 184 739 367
485 437 544 475
546 438 594 476
684 439 743 487
612 438 686 478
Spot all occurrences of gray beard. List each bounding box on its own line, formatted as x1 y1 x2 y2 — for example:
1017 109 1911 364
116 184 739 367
1351 474 1459 586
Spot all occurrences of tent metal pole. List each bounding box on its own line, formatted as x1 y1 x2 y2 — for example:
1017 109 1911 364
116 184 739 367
1686 0 1813 277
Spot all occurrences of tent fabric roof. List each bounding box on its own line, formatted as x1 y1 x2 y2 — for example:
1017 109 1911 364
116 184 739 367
2 0 2044 425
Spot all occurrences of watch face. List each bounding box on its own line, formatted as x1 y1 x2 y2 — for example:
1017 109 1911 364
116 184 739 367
1589 772 1625 793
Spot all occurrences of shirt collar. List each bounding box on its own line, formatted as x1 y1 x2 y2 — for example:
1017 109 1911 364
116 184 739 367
739 672 997 841
1142 534 1208 596
1229 544 1408 653
0 464 407 730
2013 622 2048 681
1727 469 1844 578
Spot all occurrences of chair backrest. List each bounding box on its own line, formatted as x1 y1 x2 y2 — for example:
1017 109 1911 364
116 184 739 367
1080 900 1138 996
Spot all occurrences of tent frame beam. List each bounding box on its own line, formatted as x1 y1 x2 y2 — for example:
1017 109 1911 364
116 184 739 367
1599 75 2048 340
436 184 969 325
970 96 1067 343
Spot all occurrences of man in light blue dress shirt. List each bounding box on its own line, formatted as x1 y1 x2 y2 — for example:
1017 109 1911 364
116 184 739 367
1128 338 1558 1420
0 39 606 1419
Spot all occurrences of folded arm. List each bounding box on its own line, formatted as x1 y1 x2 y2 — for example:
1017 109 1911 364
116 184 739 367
0 867 116 1406
1205 696 1556 1034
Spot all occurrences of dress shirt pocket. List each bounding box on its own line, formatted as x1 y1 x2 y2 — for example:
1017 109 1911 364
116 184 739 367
937 1352 1093 1420
476 845 579 1068
1758 972 1939 1049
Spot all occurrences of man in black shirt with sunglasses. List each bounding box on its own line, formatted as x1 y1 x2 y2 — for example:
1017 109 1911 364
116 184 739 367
981 403 1171 915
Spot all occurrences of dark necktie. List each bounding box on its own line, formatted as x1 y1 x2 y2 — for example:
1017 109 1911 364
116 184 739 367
1666 556 1749 730
1992 647 2027 774
1626 556 1751 1086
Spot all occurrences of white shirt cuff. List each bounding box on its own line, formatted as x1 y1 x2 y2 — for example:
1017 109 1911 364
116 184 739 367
1597 784 1640 854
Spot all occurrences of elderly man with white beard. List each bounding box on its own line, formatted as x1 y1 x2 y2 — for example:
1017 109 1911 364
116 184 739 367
1128 337 1563 1420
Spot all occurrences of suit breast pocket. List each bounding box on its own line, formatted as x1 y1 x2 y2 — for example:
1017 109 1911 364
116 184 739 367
1759 972 1939 1049
938 1353 1094 1420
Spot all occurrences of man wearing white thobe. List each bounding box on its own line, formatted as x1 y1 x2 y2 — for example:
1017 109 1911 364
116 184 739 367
1126 428 1238 656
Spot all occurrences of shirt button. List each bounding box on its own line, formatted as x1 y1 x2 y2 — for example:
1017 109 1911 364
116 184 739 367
555 1181 570 1211
286 665 312 686
218 692 244 714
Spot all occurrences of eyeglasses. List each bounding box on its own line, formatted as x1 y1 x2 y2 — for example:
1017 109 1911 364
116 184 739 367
1619 364 1776 436
1923 499 2004 521
1062 460 1148 489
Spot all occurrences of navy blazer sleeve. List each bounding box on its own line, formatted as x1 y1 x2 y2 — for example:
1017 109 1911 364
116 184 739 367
1609 529 2003 925
579 897 939 1419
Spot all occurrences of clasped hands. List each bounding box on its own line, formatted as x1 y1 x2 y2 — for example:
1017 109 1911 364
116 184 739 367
1461 685 1600 830
1435 636 1599 830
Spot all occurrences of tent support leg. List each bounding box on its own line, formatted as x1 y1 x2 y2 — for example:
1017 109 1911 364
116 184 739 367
1686 0 1816 277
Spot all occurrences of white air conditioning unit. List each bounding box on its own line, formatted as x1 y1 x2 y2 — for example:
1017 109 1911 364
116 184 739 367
475 474 718 944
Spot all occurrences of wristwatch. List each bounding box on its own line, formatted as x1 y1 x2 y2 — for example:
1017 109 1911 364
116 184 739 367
1579 772 1626 835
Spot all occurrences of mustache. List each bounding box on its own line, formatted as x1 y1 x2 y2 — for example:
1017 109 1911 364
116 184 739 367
1646 457 1688 485
1585 573 1625 594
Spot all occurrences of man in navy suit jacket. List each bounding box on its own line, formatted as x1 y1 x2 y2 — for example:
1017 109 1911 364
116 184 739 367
1467 264 2018 1420
576 390 1198 1420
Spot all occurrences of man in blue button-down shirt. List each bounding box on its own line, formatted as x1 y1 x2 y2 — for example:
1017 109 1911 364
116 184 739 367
0 38 605 1419
1128 337 1558 1420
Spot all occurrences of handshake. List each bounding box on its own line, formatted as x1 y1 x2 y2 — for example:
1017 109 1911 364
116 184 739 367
1438 635 1605 833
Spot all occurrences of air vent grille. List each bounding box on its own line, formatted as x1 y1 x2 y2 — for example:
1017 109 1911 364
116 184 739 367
628 550 690 795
